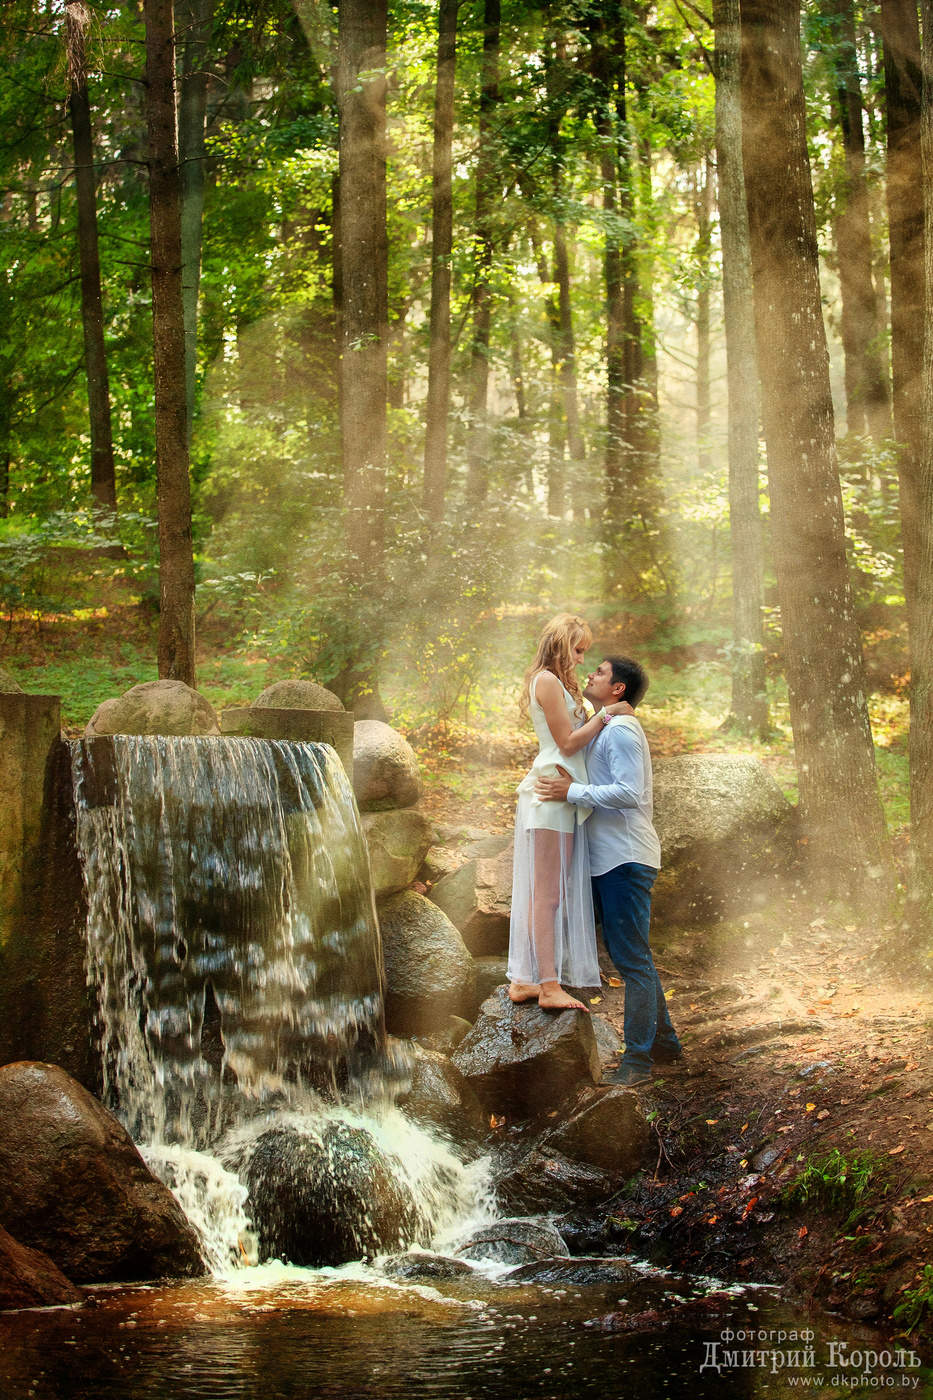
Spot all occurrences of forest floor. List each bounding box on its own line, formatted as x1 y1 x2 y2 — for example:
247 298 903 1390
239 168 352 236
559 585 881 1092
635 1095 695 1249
408 727 933 1355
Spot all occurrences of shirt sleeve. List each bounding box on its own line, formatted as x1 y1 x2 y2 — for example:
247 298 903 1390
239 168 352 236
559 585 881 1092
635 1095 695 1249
565 723 645 810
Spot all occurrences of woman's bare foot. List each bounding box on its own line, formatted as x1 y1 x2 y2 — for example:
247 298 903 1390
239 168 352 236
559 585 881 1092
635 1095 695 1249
508 980 541 1004
537 980 589 1012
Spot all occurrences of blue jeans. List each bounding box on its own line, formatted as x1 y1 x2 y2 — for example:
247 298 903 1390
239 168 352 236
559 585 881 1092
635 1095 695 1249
592 862 680 1072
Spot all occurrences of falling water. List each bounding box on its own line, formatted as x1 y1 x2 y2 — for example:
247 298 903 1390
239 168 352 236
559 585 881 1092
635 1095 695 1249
70 734 491 1269
72 735 386 1147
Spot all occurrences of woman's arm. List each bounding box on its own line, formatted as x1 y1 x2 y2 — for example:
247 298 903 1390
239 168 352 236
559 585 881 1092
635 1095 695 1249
533 670 632 758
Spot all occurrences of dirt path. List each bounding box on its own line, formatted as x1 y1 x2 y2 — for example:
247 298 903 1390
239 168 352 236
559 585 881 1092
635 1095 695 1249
589 906 933 1345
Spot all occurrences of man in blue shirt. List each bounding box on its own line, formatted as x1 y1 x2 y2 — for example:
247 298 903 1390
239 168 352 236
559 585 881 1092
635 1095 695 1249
536 655 682 1087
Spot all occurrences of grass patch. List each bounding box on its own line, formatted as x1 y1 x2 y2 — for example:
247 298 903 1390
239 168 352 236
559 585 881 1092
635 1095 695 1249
784 1147 888 1227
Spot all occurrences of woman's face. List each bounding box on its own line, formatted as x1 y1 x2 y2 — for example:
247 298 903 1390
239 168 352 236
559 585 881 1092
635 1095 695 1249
571 636 588 668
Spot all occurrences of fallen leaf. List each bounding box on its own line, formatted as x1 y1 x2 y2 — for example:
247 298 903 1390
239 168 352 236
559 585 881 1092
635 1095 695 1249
888 1145 906 1156
817 1110 830 1120
706 1119 719 1125
805 1103 816 1112
589 996 602 1005
798 1226 808 1238
608 977 623 988
740 1122 748 1133
669 1205 683 1218
706 1215 718 1225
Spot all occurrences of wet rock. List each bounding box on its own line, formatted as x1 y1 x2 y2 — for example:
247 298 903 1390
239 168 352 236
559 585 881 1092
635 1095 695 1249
652 754 797 924
85 680 219 737
455 1218 569 1265
245 1123 423 1267
397 1047 487 1142
353 720 422 811
0 1225 84 1309
380 891 475 1035
505 1256 644 1286
380 1251 475 1280
0 1062 205 1283
364 809 434 897
540 1087 651 1177
451 988 601 1118
415 1015 473 1056
494 1149 615 1213
429 847 512 956
252 678 343 711
470 956 509 1012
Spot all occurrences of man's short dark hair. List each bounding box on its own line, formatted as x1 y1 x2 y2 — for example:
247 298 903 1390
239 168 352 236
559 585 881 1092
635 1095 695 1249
604 655 649 707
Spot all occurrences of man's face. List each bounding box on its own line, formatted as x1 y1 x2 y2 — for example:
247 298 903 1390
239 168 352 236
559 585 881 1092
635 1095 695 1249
584 660 623 707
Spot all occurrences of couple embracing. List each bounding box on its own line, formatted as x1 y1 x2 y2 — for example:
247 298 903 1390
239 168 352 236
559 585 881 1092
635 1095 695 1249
507 613 681 1089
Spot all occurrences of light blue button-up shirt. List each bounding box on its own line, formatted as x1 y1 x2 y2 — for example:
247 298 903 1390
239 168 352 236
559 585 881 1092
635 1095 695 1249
565 715 661 877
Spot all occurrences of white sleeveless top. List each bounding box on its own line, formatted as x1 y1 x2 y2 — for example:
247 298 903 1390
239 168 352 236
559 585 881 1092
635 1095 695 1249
516 672 591 829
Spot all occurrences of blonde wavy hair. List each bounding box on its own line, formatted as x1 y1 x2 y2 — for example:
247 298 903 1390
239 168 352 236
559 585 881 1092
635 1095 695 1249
520 612 593 721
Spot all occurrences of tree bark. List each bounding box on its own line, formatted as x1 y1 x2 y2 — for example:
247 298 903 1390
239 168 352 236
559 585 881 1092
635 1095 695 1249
881 0 924 626
465 0 500 506
65 2 117 513
337 0 388 566
739 0 888 888
713 0 769 736
821 0 891 442
176 0 213 447
144 0 196 686
695 154 713 472
910 0 933 908
422 0 457 525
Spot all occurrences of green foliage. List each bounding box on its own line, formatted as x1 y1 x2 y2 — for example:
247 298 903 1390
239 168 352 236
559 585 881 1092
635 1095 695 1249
893 1265 933 1336
784 1148 887 1227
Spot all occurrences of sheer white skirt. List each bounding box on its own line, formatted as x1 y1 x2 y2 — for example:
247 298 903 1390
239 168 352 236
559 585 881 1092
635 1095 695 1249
507 780 600 989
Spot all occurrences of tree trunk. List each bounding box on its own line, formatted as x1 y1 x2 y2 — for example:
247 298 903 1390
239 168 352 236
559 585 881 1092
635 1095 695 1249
821 0 891 442
713 0 769 736
176 0 213 446
422 0 457 525
337 0 387 566
548 32 585 473
144 0 196 686
465 0 500 506
526 215 566 517
881 0 924 628
739 0 888 889
65 2 117 513
695 154 713 472
910 0 933 910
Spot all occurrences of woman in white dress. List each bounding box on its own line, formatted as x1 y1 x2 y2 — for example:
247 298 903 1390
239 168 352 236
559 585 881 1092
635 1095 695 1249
508 613 631 1012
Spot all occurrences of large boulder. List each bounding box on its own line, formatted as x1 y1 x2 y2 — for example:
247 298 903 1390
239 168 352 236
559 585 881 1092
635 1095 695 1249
0 1225 83 1309
539 1086 651 1177
0 1062 205 1283
397 1046 487 1142
252 678 343 712
353 720 422 811
653 754 797 923
455 1217 569 1266
494 1149 615 1213
471 955 510 1013
428 840 512 956
245 1123 423 1266
362 809 434 898
379 891 475 1035
85 680 219 737
451 988 601 1119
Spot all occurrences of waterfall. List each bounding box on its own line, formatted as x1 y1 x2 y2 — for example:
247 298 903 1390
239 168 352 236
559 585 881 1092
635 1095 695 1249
72 735 386 1147
71 734 492 1269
